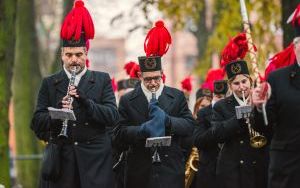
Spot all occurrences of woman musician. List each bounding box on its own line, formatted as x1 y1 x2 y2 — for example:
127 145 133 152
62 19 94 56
209 60 268 188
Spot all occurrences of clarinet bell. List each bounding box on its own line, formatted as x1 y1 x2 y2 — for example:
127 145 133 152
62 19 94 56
152 149 161 164
58 123 68 138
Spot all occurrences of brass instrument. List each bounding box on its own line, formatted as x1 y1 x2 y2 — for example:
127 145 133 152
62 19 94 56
237 91 267 148
246 116 267 148
58 67 77 138
185 147 200 188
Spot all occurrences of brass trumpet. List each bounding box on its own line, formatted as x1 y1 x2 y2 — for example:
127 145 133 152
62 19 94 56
236 91 267 148
185 147 199 188
246 118 267 148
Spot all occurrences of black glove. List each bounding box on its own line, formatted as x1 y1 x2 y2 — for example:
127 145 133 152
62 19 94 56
138 98 169 138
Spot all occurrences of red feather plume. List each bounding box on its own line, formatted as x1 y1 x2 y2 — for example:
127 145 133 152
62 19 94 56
201 82 212 92
61 0 95 41
129 64 140 78
144 20 172 57
220 32 256 67
181 76 193 92
202 68 225 92
124 61 137 75
204 68 225 83
265 43 295 79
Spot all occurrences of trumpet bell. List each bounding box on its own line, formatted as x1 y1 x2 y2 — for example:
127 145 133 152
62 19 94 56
250 135 267 148
189 155 199 172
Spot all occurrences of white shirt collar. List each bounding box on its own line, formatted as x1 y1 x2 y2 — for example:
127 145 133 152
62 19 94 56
63 66 87 86
233 92 249 106
141 81 164 103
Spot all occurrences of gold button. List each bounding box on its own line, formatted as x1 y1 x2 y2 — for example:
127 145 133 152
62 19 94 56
74 142 78 145
73 123 76 127
84 122 89 126
240 160 244 164
240 140 244 144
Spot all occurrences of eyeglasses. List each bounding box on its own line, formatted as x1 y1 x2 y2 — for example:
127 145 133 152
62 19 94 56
143 76 162 83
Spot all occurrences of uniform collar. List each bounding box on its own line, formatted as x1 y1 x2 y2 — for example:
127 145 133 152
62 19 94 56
140 81 164 103
233 92 250 106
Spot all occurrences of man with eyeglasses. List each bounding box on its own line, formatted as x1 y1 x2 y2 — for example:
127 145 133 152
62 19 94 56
113 20 195 188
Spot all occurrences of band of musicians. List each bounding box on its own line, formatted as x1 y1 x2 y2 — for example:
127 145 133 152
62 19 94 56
29 1 300 188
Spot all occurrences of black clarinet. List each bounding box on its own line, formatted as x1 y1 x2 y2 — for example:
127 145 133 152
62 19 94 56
58 67 77 138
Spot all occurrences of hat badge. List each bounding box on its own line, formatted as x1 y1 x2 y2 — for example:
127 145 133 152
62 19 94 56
202 89 211 96
144 58 157 69
231 63 242 74
215 83 224 93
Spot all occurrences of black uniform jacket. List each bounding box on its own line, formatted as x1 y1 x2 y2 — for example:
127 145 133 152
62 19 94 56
210 95 268 188
194 104 219 188
115 85 194 188
31 70 119 188
254 62 300 188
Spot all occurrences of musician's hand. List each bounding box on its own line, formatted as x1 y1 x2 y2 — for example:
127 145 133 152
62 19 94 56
251 82 270 109
68 85 79 98
61 96 73 109
148 100 170 128
68 86 89 107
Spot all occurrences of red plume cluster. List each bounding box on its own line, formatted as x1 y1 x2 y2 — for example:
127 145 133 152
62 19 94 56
201 68 225 92
265 43 295 79
129 64 140 78
124 61 140 79
61 0 95 41
201 82 211 91
144 20 172 57
181 76 192 92
124 61 137 75
205 68 225 83
220 32 255 67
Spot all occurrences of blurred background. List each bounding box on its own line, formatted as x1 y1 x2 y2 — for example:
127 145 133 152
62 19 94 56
0 0 298 187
